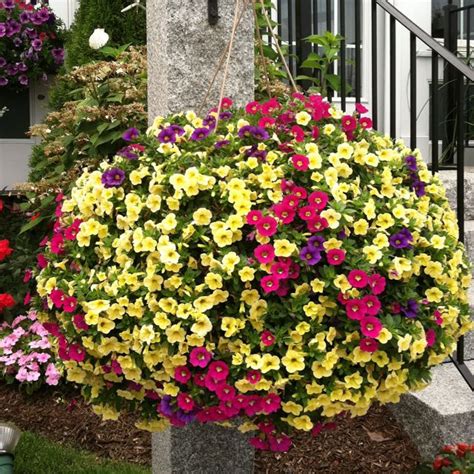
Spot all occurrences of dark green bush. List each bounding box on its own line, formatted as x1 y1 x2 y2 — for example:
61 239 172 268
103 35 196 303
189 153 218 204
65 0 147 69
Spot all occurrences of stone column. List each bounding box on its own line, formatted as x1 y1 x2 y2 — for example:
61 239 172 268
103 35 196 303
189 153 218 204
147 1 255 472
147 0 255 119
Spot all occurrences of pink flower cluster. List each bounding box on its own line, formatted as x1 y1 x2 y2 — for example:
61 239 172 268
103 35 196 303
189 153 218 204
0 311 61 386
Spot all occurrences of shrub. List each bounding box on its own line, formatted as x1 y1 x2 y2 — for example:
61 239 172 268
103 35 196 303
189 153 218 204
34 94 472 450
65 0 147 69
0 310 61 392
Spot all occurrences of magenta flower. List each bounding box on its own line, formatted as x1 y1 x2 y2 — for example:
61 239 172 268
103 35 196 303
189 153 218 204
189 347 211 368
268 434 292 452
369 274 386 295
348 269 369 289
69 344 86 362
215 384 235 401
270 262 289 279
273 203 295 224
260 275 280 294
426 328 436 347
341 114 357 132
256 216 278 237
122 127 139 142
72 314 89 331
326 248 346 266
360 316 383 338
49 288 65 308
246 370 261 385
261 393 281 414
362 295 381 316
359 338 379 353
346 299 367 321
308 190 329 210
246 210 263 225
177 392 195 412
62 296 77 313
254 244 275 264
260 330 275 346
174 366 192 384
291 154 309 171
208 361 229 381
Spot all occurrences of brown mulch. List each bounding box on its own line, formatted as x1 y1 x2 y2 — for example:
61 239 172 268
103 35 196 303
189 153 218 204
0 383 151 466
0 383 420 472
255 404 421 474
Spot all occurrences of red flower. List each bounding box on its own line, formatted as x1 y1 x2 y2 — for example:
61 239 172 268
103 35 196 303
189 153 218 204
261 330 275 346
220 97 233 109
308 191 329 210
341 114 357 132
0 293 15 311
256 216 278 237
261 275 280 294
359 338 379 353
245 101 261 115
174 366 192 384
360 117 373 129
291 154 309 171
290 125 305 142
0 199 3 211
348 269 369 289
246 210 263 225
0 239 13 261
346 299 367 320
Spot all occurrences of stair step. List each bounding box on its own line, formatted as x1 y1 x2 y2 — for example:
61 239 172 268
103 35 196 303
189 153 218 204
439 170 474 220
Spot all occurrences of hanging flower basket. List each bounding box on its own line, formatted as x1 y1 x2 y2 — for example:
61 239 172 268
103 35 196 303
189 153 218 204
0 0 65 89
35 94 472 452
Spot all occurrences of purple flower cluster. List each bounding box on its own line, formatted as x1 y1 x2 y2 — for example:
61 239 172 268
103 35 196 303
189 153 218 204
402 299 419 319
157 124 185 144
404 155 426 197
389 228 413 249
238 125 270 141
0 2 64 89
299 235 325 266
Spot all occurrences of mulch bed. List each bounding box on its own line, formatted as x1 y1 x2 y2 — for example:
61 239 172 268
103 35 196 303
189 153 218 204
0 383 421 472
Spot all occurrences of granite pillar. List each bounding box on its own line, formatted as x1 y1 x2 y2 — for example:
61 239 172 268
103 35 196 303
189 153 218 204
147 1 255 472
147 0 255 119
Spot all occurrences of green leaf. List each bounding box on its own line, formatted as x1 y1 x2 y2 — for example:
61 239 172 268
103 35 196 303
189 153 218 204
19 216 46 235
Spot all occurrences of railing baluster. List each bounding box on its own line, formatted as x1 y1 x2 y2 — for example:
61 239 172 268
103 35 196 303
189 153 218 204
432 51 439 173
371 0 378 129
410 33 417 150
340 0 346 110
326 0 333 101
390 15 396 138
355 0 362 103
277 0 282 42
296 0 313 88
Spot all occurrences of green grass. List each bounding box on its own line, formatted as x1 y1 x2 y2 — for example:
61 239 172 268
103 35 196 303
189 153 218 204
14 431 151 474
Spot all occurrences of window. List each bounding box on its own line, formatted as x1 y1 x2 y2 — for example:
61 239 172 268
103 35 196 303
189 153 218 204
432 0 474 40
0 88 31 139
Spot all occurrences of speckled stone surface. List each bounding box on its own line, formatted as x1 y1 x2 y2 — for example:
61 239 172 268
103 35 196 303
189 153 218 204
390 361 474 460
439 170 474 220
147 0 254 120
152 423 254 474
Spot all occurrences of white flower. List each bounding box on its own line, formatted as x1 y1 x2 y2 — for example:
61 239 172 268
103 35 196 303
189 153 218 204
89 28 109 50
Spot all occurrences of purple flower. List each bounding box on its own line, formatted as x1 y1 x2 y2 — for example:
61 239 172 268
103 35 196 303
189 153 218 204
190 127 210 141
2 0 15 10
202 115 216 127
170 124 185 136
0 77 8 87
175 409 196 424
252 126 270 141
31 39 43 51
19 11 30 24
117 145 140 160
402 299 419 319
238 125 255 138
0 57 6 68
299 246 321 265
219 111 233 121
122 127 139 142
157 127 176 144
18 63 27 72
159 396 174 417
308 235 325 251
389 230 412 249
18 74 28 86
101 168 125 188
0 23 6 38
52 48 64 65
412 180 426 197
215 140 230 149
405 155 417 171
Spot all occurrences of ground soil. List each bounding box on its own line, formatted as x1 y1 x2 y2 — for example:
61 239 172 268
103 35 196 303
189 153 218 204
0 383 421 472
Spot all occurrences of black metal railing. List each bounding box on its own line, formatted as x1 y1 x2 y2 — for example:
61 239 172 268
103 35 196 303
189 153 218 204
373 0 474 389
275 0 473 389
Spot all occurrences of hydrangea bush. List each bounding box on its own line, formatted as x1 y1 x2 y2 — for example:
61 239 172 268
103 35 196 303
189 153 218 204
0 0 64 89
0 310 61 392
35 94 472 451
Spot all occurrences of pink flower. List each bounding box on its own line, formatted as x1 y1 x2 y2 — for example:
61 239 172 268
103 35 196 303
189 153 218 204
250 437 269 451
307 215 329 233
360 316 383 338
308 191 329 210
312 126 320 139
369 274 386 295
49 288 65 308
73 314 89 331
292 186 307 200
189 347 212 368
356 103 369 114
298 205 317 221
326 248 346 266
177 392 195 412
273 203 295 224
261 330 275 346
348 269 369 289
37 253 48 269
346 299 367 320
258 116 276 128
268 434 292 452
246 210 263 225
359 338 379 353
256 216 278 237
359 117 373 129
45 363 61 386
261 98 280 114
208 361 229 381
270 262 289 280
215 384 235 401
23 270 32 283
362 295 381 316
291 154 309 171
63 296 77 313
261 393 281 414
69 344 86 362
50 233 64 255
245 101 260 114
174 366 192 383
260 275 280 293
426 328 436 347
254 244 275 264
246 370 261 385
290 125 305 142
341 114 357 132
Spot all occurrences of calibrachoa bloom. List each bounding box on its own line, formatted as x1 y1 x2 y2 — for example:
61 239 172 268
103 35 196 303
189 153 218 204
35 94 472 451
0 310 62 389
0 1 64 89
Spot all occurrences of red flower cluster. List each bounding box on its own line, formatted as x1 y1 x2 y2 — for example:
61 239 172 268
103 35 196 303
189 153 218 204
0 239 13 261
0 293 15 312
431 442 474 472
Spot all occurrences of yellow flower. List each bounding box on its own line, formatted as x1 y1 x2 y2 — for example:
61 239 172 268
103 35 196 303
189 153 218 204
282 350 305 373
193 208 212 225
205 272 223 290
353 219 369 235
292 415 313 431
295 111 311 126
238 266 256 282
191 315 212 337
398 334 412 352
282 401 303 416
425 287 443 303
97 318 115 334
260 354 280 373
274 239 297 257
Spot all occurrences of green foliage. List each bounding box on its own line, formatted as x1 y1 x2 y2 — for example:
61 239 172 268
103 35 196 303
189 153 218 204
65 0 147 69
296 31 351 97
14 431 151 474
